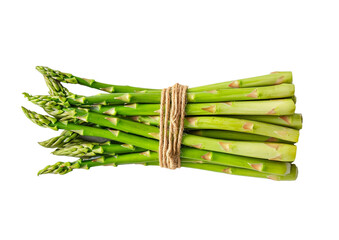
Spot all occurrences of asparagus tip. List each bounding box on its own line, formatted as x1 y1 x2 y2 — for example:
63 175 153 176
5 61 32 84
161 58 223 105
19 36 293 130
21 107 58 131
38 161 75 175
22 92 31 98
35 66 46 74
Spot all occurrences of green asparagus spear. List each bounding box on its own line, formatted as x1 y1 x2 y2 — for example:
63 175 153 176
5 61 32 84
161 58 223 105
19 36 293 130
229 114 303 129
26 93 296 116
126 115 299 142
93 100 297 116
37 66 292 93
189 130 288 143
147 161 298 181
65 84 295 105
36 66 155 93
129 113 302 129
37 152 297 181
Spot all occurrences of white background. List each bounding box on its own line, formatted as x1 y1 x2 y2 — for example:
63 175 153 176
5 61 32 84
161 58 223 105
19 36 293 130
1 1 338 239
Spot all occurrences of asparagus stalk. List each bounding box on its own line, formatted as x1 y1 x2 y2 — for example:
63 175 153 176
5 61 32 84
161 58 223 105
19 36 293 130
37 66 292 93
65 84 295 105
37 152 297 181
22 107 296 162
162 162 297 181
22 107 292 174
53 141 146 157
130 114 293 142
127 115 299 142
190 71 293 92
26 93 296 116
93 100 296 116
147 162 298 181
230 114 303 129
189 130 288 143
128 113 302 129
36 66 155 93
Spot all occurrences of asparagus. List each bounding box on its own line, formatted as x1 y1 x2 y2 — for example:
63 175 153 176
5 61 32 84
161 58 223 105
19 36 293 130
65 84 295 105
37 66 292 93
25 93 296 116
128 113 302 129
39 130 80 148
22 107 296 162
43 75 71 97
127 115 299 142
40 68 73 97
24 67 301 179
147 162 298 181
189 130 288 143
190 71 293 92
93 100 296 116
37 152 298 181
53 141 146 157
230 114 303 129
133 113 294 143
36 66 155 93
22 107 292 174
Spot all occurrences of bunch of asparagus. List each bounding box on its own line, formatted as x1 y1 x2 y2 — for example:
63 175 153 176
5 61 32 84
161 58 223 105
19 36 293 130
22 67 302 180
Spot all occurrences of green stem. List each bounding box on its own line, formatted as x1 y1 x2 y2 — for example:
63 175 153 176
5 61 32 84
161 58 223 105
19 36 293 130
92 99 296 116
37 66 292 93
128 114 302 129
66 84 295 105
37 153 297 181
229 114 303 129
132 115 292 143
189 130 289 143
129 115 299 142
24 93 296 116
148 162 297 181
189 71 293 92
36 66 155 93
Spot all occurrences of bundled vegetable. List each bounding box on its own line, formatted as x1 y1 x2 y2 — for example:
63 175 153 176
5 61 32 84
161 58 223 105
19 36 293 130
22 67 302 180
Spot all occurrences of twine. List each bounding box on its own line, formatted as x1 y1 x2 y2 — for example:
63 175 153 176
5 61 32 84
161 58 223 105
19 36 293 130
159 83 188 169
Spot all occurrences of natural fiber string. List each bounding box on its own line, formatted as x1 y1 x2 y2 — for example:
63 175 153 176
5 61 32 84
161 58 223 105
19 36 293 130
159 83 188 169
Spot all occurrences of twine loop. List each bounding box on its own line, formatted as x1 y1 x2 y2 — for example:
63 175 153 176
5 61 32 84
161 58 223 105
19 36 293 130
159 83 188 169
